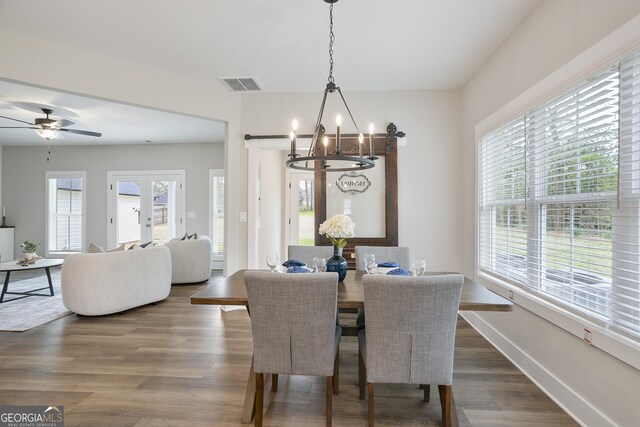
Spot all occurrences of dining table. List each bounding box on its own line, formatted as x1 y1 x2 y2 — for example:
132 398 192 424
191 269 513 425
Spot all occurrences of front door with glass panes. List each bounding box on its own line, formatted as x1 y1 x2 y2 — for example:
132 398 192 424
107 171 185 249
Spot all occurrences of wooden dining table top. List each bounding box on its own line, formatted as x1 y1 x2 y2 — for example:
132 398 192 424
191 270 513 312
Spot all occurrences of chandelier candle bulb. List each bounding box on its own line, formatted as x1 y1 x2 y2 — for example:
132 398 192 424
358 133 364 157
336 114 342 154
323 135 328 156
290 119 298 156
289 131 296 156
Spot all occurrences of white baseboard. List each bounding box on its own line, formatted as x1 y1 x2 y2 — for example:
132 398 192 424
461 312 616 427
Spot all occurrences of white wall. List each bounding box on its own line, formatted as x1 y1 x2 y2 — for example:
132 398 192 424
257 149 285 265
2 142 223 256
242 90 462 271
461 1 640 426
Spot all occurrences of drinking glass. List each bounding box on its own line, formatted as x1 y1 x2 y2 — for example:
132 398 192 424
411 258 426 276
266 251 279 272
313 257 327 272
363 253 377 274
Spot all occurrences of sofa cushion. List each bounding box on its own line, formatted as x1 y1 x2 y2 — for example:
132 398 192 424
107 243 126 252
88 243 105 253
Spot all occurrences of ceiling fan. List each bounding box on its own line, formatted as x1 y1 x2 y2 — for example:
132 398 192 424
0 108 102 140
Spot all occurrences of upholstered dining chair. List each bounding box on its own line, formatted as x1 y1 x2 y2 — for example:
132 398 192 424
358 274 464 427
244 271 341 427
354 245 412 329
354 245 411 271
288 245 334 268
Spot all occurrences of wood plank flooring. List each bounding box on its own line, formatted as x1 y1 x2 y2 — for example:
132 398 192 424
0 274 577 426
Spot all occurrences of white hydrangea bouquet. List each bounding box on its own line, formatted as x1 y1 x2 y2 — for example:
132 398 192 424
319 214 355 248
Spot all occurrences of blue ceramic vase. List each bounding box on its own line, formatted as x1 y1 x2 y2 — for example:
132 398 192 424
326 245 348 282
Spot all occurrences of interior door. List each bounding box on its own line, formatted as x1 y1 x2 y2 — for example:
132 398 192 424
289 172 315 246
108 171 184 248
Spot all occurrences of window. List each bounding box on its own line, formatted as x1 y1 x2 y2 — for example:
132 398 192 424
479 49 640 340
46 172 86 256
210 169 224 262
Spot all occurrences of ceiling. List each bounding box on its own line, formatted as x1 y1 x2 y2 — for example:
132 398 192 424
0 0 540 146
0 79 225 146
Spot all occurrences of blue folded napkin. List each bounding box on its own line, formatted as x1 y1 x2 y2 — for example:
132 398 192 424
282 259 306 267
377 261 399 268
286 266 311 273
386 268 410 276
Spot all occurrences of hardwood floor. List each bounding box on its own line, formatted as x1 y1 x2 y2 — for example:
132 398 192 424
0 274 577 426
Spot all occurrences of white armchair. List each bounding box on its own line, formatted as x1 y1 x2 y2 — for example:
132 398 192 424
165 235 213 284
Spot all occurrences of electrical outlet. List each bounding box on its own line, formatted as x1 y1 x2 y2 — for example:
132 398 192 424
583 328 592 345
508 290 514 300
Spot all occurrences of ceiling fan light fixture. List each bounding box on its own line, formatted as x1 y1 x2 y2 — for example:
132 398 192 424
36 127 60 140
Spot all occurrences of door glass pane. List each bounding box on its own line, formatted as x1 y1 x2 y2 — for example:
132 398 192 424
298 178 314 245
152 180 177 245
117 180 142 247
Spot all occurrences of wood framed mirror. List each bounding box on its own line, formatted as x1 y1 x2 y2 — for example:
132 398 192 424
314 133 398 268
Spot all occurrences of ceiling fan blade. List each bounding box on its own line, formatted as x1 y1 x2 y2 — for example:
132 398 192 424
59 128 102 137
55 119 75 128
0 115 34 126
0 126 39 129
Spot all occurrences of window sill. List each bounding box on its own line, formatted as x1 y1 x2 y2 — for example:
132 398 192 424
477 271 640 372
45 251 81 259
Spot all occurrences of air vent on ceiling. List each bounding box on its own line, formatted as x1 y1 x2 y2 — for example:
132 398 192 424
219 77 262 92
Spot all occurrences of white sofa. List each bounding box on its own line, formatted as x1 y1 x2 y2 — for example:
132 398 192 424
165 235 213 284
61 245 172 316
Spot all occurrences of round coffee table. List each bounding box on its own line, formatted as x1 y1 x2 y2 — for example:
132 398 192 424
0 258 64 303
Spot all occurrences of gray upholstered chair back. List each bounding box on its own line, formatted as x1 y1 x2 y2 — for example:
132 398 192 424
288 245 334 267
244 271 340 376
355 246 411 271
362 274 463 385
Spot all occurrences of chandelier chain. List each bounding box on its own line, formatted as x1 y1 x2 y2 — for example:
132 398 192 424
328 3 335 84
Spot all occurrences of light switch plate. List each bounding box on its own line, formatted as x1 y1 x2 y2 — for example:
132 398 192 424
240 212 247 222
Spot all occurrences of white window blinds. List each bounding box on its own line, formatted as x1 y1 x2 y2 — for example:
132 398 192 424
613 50 640 337
479 117 527 285
212 175 225 257
524 67 619 319
479 48 640 340
47 174 85 254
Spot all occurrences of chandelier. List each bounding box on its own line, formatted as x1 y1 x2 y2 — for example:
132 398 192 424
285 0 376 172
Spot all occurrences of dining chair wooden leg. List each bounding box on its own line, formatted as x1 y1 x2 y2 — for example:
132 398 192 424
368 382 375 427
358 348 366 400
326 376 333 427
271 374 278 392
438 384 452 427
255 373 264 427
333 348 339 395
421 384 430 402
